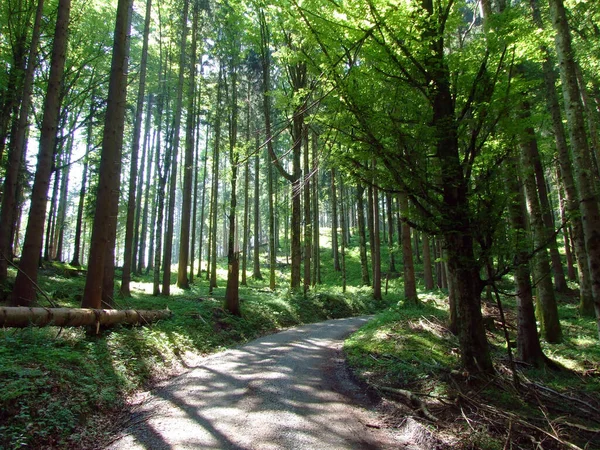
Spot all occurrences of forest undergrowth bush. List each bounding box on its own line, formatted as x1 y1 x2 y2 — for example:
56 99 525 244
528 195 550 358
345 290 600 449
0 259 391 449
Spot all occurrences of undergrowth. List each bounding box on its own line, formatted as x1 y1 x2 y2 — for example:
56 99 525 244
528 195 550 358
344 289 600 449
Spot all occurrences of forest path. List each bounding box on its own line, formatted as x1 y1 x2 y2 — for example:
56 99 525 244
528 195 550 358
108 316 404 449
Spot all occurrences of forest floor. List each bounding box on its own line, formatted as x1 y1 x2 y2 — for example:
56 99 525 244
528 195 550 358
345 290 600 449
0 255 393 449
2 244 600 449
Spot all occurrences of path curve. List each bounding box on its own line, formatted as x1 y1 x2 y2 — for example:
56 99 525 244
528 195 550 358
109 316 402 449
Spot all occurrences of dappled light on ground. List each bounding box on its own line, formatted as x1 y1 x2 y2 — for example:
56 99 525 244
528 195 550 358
109 317 398 449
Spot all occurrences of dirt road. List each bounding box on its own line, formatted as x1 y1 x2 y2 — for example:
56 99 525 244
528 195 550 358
109 316 402 449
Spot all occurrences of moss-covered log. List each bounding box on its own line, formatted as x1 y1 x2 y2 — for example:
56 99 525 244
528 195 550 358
0 307 171 328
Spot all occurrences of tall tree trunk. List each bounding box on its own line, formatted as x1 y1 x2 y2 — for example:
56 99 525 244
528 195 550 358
506 156 545 366
140 110 157 274
372 185 382 300
422 234 434 290
11 0 71 306
71 145 89 267
303 126 311 293
0 0 44 283
190 94 201 283
385 193 396 274
82 0 132 309
209 67 224 294
253 143 263 280
356 183 370 286
197 125 209 277
45 164 60 261
399 193 418 305
177 0 199 290
340 177 347 292
530 0 594 316
556 167 576 281
133 95 154 274
331 168 340 271
519 119 562 343
121 0 152 296
312 131 321 285
550 0 600 337
225 46 241 316
162 0 189 295
55 131 73 262
267 147 276 289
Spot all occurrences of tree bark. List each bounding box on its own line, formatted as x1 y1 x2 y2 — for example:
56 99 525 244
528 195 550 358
372 184 382 300
209 67 224 294
163 0 190 295
0 0 44 283
303 125 311 293
121 0 152 296
549 0 600 337
422 234 434 290
519 108 562 343
356 183 370 286
331 168 340 271
386 193 396 274
506 156 545 366
82 0 132 309
177 0 199 290
253 141 263 280
11 0 71 307
133 95 154 274
399 192 418 305
0 307 171 329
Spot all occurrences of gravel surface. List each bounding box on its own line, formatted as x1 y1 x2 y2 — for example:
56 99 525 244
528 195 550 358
108 316 404 449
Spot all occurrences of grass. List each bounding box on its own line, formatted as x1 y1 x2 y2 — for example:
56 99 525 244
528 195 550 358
0 244 394 449
344 284 600 449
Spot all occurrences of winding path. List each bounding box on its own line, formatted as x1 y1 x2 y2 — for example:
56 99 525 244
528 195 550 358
109 316 402 449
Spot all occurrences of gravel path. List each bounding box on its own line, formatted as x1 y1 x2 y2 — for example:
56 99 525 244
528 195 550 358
108 316 403 449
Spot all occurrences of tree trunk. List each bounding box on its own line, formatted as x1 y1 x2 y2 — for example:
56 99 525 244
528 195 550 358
399 193 418 305
372 185 382 300
303 126 311 293
82 0 132 309
331 168 340 271
386 193 396 274
197 125 210 277
340 177 347 293
506 156 545 366
121 0 152 296
162 0 189 296
0 307 171 329
177 0 198 290
209 67 223 294
356 183 370 286
312 131 321 286
225 48 241 316
54 131 73 262
11 0 71 307
550 0 600 337
253 144 263 280
133 95 154 274
0 0 44 283
519 118 562 343
556 167 577 281
422 234 434 290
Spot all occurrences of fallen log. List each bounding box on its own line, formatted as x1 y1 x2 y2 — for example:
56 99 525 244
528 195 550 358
0 307 171 328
